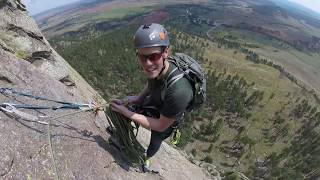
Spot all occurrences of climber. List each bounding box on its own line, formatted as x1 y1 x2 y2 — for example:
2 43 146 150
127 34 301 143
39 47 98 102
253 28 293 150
110 23 194 172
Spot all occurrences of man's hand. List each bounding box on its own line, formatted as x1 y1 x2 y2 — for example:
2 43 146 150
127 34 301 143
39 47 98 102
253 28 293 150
110 99 130 117
126 95 142 105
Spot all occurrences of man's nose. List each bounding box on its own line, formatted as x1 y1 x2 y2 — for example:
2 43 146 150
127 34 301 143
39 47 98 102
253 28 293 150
143 58 153 65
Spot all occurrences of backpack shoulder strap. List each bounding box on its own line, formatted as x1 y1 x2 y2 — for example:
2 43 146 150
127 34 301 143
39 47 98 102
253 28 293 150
161 63 184 101
167 73 184 88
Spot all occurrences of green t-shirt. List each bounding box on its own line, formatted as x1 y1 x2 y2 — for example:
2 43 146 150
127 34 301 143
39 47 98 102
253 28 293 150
147 62 193 120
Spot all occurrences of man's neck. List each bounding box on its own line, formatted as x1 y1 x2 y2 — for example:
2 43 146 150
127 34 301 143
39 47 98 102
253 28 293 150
157 60 170 80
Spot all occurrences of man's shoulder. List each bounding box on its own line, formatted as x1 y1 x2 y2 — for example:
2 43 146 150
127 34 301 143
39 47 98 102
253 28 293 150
171 76 192 89
167 76 193 98
161 74 193 118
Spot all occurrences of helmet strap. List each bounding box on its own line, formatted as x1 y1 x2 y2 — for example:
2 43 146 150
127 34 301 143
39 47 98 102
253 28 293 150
157 59 166 78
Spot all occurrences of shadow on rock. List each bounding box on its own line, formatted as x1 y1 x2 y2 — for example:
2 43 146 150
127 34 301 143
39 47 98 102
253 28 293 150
92 135 131 171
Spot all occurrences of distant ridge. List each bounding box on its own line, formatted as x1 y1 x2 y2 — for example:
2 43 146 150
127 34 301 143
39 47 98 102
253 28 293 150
33 0 108 21
270 0 320 20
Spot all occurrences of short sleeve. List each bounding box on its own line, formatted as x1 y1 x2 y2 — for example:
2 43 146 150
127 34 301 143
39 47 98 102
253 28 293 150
160 77 193 120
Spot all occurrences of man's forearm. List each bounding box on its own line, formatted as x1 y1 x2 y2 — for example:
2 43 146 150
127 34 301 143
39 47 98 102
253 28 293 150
124 109 163 131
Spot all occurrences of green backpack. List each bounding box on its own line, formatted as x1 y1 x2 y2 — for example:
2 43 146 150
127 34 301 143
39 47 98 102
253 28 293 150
161 53 206 112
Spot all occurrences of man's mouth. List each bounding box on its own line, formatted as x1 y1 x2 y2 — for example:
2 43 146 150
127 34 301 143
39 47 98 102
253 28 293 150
146 67 157 73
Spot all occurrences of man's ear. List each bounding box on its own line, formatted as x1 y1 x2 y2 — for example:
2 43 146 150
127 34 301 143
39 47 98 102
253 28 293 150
163 47 170 58
136 55 144 70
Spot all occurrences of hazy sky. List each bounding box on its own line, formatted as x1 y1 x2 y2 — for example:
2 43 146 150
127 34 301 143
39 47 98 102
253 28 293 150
288 0 320 14
21 0 320 16
21 0 80 15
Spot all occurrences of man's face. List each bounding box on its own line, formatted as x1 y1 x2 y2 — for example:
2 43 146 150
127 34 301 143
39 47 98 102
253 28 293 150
137 47 168 79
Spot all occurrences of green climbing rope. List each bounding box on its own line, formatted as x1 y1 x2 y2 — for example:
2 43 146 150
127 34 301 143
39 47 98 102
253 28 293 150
105 107 146 166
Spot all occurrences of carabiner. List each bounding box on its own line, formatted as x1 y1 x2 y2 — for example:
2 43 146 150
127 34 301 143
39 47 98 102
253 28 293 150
0 103 39 121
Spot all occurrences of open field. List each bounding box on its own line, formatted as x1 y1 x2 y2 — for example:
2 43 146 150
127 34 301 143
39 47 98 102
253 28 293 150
36 0 208 38
209 27 320 96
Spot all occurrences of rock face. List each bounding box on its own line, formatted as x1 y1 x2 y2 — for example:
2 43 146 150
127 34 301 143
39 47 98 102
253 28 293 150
0 1 210 179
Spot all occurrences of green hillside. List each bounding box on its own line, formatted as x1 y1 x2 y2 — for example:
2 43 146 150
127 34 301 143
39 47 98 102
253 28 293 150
47 2 320 179
50 25 319 179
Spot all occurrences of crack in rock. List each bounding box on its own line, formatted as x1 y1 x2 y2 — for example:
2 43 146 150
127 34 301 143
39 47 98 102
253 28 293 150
26 50 53 63
0 40 15 53
59 75 76 87
29 144 49 160
14 0 26 11
0 75 13 84
7 24 45 43
0 155 14 177
5 0 26 11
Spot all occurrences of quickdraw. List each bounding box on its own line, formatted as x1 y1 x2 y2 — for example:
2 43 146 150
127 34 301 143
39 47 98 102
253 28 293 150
0 87 96 120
